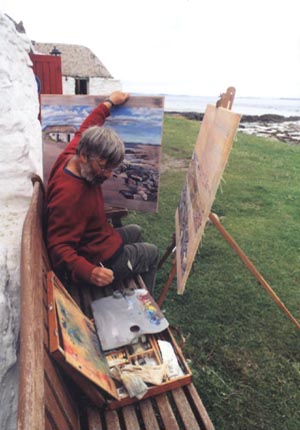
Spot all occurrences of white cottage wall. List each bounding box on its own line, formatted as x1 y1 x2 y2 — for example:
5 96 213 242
62 75 76 94
0 12 42 430
63 76 121 95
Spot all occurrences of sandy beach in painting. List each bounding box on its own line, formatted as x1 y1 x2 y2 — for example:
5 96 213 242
102 142 161 212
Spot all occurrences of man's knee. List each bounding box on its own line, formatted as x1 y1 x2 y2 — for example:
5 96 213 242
117 224 143 243
144 243 159 267
130 224 143 238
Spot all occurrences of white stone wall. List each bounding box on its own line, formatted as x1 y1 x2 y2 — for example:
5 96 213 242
0 12 42 430
62 75 76 94
62 76 122 95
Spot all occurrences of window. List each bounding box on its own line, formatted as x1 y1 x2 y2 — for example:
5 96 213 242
75 78 89 94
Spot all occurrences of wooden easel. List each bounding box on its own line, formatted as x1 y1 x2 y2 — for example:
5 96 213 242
157 88 300 331
216 86 236 110
158 86 237 307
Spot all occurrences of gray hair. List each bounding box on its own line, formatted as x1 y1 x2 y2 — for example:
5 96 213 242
76 126 125 167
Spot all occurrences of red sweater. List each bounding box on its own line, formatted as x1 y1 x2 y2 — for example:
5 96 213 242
46 103 122 284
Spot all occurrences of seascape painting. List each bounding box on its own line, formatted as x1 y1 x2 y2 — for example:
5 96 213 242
41 95 164 213
175 105 241 293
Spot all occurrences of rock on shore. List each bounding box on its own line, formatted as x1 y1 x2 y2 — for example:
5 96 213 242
167 112 300 145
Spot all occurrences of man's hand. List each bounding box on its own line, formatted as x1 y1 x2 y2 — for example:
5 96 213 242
105 91 129 107
90 266 114 287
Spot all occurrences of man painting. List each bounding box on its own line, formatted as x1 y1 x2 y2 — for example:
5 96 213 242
46 92 159 294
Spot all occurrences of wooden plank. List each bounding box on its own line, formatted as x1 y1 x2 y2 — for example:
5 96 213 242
186 384 215 430
172 387 200 430
122 405 140 430
45 412 56 430
18 181 45 430
44 349 79 429
48 354 106 407
45 375 72 430
156 393 180 430
107 374 192 410
86 407 103 430
105 410 121 430
139 399 160 430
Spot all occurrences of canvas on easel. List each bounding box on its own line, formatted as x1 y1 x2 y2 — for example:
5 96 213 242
41 95 164 213
175 104 241 293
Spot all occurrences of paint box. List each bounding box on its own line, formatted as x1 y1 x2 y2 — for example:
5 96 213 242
47 271 192 409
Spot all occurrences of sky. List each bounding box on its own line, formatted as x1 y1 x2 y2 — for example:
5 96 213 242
42 103 164 144
2 0 300 98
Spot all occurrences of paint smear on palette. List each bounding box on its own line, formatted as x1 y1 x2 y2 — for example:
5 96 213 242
136 290 162 325
91 289 169 351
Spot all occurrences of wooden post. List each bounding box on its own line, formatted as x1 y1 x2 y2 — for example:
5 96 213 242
209 212 300 331
158 234 176 270
157 260 177 308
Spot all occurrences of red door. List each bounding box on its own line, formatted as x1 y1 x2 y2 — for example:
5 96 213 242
30 53 63 94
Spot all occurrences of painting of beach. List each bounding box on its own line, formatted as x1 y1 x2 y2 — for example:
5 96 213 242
41 95 164 213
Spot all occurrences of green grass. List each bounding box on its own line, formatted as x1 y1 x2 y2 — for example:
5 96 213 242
126 114 300 430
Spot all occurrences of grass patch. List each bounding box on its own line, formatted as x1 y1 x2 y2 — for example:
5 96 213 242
126 114 300 429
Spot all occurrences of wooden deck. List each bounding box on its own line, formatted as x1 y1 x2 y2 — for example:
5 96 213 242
18 177 214 430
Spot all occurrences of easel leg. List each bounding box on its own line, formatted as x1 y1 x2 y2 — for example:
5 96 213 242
157 261 177 308
209 212 300 331
158 233 176 270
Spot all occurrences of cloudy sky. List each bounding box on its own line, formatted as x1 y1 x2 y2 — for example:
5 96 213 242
2 0 300 98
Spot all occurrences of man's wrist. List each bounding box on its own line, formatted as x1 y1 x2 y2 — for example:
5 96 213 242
104 98 115 108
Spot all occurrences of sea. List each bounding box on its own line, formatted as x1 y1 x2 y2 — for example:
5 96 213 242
163 94 300 117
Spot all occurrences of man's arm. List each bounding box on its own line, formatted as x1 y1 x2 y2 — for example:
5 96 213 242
47 196 115 286
78 91 129 135
66 91 130 154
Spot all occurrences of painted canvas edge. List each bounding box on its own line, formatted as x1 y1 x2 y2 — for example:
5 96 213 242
176 106 242 294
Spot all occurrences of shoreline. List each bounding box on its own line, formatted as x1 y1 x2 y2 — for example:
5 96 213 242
166 111 300 123
166 111 300 144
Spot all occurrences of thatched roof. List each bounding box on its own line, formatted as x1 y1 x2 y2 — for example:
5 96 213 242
32 42 113 78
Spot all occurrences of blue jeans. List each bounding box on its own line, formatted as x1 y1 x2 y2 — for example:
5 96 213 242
106 224 159 294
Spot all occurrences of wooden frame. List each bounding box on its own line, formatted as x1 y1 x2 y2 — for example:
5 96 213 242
47 271 119 400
